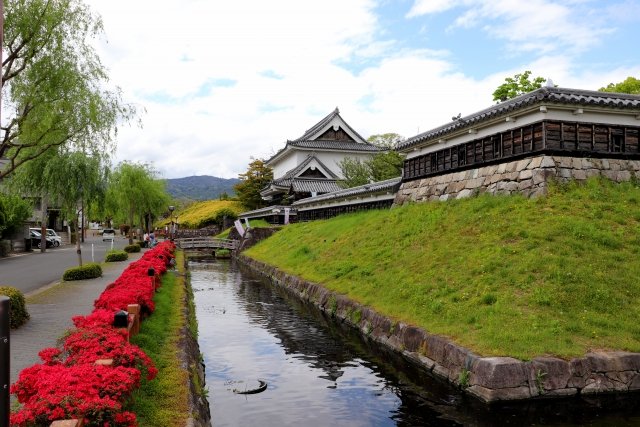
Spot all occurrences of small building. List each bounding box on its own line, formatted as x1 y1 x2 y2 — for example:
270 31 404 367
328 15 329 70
394 86 640 204
260 107 382 204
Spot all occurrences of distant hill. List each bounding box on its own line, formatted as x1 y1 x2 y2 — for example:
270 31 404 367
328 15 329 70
165 175 240 201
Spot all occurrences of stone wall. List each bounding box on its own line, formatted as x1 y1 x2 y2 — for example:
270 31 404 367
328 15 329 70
237 254 640 403
395 155 640 204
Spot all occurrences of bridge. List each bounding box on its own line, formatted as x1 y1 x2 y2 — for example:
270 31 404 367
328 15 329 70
175 237 238 250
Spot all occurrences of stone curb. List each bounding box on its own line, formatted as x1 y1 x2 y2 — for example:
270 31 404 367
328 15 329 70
236 255 640 403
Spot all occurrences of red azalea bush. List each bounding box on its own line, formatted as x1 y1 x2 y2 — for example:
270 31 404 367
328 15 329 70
10 241 175 426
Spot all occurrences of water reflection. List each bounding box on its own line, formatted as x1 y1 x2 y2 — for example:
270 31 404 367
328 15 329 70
190 259 640 427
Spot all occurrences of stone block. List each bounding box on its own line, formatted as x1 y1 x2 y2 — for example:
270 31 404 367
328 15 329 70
470 357 529 389
530 357 571 391
585 169 600 179
582 159 594 169
555 156 572 168
497 163 507 174
400 325 428 352
439 194 450 201
516 159 532 171
572 158 583 169
610 160 622 171
540 156 556 168
518 170 533 181
558 168 572 179
466 385 532 402
618 171 632 182
518 179 533 191
457 189 474 199
527 156 543 169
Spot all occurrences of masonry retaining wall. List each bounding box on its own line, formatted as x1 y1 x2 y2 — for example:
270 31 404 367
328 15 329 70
236 254 640 403
395 155 640 204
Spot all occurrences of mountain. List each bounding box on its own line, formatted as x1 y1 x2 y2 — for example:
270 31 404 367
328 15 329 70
165 175 240 201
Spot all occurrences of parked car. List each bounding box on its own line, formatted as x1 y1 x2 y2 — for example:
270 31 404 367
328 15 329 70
102 228 116 242
29 230 54 249
29 228 62 247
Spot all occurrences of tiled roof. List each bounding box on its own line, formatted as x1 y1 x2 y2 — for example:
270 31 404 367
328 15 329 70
292 107 369 143
290 179 342 194
397 86 640 151
280 154 338 180
289 140 381 152
292 177 401 207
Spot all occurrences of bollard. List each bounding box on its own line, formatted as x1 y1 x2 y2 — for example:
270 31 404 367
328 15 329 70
0 296 10 427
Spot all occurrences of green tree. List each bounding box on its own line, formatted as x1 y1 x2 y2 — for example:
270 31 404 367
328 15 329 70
107 162 169 244
338 157 370 188
368 151 404 182
367 133 405 149
9 148 107 261
234 159 273 210
492 71 546 102
599 76 640 94
0 0 136 179
0 193 32 239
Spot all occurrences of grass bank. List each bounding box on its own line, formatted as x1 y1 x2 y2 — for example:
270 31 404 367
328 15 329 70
127 251 189 426
245 178 640 360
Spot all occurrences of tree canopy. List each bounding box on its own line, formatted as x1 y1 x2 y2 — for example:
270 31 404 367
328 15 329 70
599 76 640 95
338 133 405 188
106 162 169 244
0 0 137 179
0 193 32 239
492 71 546 102
234 158 273 211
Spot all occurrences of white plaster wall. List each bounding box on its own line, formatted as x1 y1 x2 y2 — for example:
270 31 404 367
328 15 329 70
405 108 640 160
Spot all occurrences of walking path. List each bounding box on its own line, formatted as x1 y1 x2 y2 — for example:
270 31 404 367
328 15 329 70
10 252 144 389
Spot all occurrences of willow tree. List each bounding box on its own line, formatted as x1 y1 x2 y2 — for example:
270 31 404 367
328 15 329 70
107 162 169 245
0 0 136 179
8 148 107 262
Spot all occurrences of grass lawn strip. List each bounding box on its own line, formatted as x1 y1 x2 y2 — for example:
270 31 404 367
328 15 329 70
127 250 189 426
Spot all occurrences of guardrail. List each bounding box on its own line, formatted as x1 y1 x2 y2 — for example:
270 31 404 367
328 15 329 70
175 237 238 250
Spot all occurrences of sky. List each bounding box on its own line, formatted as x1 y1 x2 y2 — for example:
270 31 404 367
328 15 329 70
85 0 640 179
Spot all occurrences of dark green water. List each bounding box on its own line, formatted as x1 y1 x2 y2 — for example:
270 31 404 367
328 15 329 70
191 259 640 426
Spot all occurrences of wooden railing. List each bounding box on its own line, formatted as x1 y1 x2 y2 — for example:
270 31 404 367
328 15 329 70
175 237 238 250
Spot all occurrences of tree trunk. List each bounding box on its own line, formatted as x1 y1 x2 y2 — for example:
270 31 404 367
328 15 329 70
75 212 82 266
128 207 134 245
40 195 48 253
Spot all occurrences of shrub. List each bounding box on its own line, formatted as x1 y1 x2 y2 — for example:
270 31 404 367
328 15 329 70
124 244 141 253
62 263 102 281
0 286 30 328
105 250 128 262
214 248 231 258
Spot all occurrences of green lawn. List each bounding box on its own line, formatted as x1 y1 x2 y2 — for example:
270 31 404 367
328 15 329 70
245 178 640 360
127 251 189 426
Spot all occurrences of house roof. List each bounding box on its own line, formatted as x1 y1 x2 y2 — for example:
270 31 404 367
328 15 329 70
292 107 369 143
397 86 640 152
266 108 380 165
290 179 342 194
260 155 341 197
292 177 402 207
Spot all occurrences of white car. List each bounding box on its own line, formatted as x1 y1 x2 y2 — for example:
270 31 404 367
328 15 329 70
102 228 116 242
29 228 62 247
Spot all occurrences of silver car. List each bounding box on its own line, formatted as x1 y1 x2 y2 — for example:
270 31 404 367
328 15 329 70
102 228 116 242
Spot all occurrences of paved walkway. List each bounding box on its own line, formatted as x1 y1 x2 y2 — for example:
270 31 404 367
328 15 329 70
10 252 144 389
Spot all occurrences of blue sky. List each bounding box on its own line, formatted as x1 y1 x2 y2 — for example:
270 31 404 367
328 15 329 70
86 0 640 179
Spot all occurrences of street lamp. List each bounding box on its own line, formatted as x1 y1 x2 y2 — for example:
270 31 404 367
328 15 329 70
168 205 175 241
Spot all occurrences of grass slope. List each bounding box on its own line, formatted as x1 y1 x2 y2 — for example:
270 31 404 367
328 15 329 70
157 200 244 229
245 178 640 360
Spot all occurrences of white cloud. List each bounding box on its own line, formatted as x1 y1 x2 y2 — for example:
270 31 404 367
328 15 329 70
82 0 639 180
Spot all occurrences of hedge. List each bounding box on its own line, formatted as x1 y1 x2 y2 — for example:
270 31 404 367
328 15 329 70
62 263 102 281
124 244 141 253
105 250 128 262
0 286 30 328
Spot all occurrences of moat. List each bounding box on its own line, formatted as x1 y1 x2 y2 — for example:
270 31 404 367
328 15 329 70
190 258 640 426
